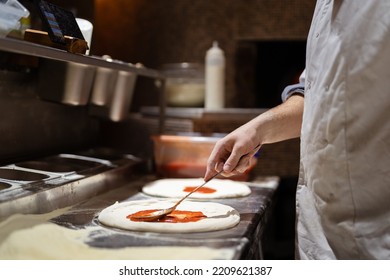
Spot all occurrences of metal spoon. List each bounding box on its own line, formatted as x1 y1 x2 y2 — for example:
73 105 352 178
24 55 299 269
132 170 223 222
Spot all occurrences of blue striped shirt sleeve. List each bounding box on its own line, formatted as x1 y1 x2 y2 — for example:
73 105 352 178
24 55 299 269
281 82 305 102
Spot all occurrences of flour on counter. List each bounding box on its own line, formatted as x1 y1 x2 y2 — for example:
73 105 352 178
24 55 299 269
0 211 235 260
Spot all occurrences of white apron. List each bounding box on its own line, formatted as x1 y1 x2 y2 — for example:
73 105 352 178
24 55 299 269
296 0 390 259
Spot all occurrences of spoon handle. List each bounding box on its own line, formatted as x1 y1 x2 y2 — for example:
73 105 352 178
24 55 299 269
170 170 223 210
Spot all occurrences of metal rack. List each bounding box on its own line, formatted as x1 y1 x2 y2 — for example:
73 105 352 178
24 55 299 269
0 37 167 132
0 37 163 78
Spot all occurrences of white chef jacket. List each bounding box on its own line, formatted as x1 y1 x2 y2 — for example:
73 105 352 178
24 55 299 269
294 0 390 259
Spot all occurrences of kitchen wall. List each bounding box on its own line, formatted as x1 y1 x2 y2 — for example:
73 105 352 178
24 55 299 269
93 0 315 108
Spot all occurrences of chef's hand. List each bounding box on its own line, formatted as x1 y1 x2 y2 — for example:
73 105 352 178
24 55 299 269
204 126 260 181
204 95 304 182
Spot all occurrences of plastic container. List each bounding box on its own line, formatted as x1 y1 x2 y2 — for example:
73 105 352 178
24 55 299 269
76 18 93 55
152 134 257 181
160 63 205 107
205 41 225 109
0 0 30 37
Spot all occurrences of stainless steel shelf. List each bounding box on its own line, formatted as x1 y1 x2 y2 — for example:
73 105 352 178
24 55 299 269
0 37 163 79
0 36 167 132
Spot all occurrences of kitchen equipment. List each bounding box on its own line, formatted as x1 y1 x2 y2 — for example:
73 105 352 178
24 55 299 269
89 56 137 121
90 56 117 106
130 170 223 221
0 150 144 219
35 0 84 45
0 0 29 37
38 59 95 106
0 168 49 181
160 63 205 107
152 134 258 181
108 70 137 121
23 2 88 54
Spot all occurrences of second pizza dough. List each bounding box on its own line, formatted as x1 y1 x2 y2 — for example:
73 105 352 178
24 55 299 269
142 178 251 199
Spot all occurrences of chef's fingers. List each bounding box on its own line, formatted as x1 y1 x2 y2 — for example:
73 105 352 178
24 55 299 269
224 144 260 174
234 154 251 173
216 161 239 178
205 144 230 181
222 145 246 173
205 139 259 181
204 163 222 181
215 161 224 172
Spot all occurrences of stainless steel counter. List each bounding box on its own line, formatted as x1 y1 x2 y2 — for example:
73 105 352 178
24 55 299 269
0 148 279 260
48 176 279 259
0 148 146 220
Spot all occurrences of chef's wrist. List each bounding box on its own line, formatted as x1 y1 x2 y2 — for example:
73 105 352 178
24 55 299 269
281 82 305 102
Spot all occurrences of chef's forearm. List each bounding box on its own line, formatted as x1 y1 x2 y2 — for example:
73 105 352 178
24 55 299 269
251 94 304 145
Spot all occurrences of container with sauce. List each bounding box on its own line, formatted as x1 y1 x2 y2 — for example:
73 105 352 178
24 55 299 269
152 134 257 181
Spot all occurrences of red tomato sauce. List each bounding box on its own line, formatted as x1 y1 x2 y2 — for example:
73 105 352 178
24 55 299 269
183 186 217 194
127 209 207 223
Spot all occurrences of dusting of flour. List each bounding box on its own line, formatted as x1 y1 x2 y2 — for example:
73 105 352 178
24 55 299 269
0 211 235 260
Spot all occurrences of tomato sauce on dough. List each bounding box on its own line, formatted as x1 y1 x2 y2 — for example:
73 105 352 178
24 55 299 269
183 186 217 194
127 209 207 223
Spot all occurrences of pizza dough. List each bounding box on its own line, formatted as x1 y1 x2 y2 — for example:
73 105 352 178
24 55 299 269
98 199 240 233
142 178 251 199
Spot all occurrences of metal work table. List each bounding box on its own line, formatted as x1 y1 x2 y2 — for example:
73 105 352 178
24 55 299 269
49 175 279 260
0 147 279 260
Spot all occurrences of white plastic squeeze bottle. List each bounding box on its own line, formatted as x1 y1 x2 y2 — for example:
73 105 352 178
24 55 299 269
205 41 225 109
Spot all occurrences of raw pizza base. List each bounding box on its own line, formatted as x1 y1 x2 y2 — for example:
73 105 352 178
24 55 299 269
98 199 240 233
142 178 251 199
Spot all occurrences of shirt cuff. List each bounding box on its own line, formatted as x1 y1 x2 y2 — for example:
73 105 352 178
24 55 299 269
281 82 305 102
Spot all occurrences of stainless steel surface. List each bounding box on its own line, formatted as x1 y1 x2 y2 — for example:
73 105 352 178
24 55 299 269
0 143 279 259
108 71 137 121
37 59 95 106
0 37 167 132
0 149 146 220
89 70 138 121
0 181 12 190
141 106 268 119
90 58 118 106
0 37 163 79
0 168 50 181
47 176 278 259
15 156 102 173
